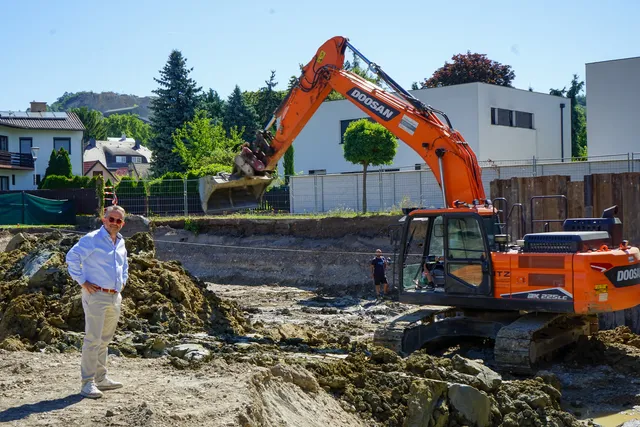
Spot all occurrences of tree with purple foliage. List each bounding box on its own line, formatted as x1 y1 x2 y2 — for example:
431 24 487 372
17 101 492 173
422 52 515 88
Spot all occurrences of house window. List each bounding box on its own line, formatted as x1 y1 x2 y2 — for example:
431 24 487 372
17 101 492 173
0 176 8 190
20 138 32 154
491 108 533 129
33 174 41 186
54 138 71 154
93 171 102 177
115 156 127 163
496 108 512 126
0 135 7 151
12 175 15 185
340 117 375 144
131 156 142 164
515 111 534 129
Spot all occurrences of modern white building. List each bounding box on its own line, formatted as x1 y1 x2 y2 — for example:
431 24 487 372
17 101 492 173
279 82 572 174
0 102 85 190
586 56 640 157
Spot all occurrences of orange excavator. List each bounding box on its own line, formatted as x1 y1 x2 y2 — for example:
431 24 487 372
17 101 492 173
201 36 640 373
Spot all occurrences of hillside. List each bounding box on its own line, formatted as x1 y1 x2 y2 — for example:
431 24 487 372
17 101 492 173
49 91 154 122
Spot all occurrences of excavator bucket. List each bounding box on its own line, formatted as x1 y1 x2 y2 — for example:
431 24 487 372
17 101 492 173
199 174 273 214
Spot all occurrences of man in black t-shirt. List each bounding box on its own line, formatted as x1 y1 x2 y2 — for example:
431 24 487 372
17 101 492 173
370 249 389 298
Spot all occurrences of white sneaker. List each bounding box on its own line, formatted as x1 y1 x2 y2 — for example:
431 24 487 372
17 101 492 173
80 381 103 399
96 377 123 391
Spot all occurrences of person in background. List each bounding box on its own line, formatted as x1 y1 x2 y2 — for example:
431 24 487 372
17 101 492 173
370 249 389 298
66 205 128 399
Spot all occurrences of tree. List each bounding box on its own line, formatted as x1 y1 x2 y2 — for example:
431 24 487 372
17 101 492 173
283 145 294 184
69 107 107 142
255 71 285 129
198 89 225 124
422 52 515 88
223 85 260 142
172 110 244 170
149 50 202 176
40 148 72 188
103 114 152 145
343 120 398 212
550 74 587 158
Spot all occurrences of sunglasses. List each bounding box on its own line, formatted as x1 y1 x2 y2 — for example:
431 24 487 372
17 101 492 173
108 217 123 224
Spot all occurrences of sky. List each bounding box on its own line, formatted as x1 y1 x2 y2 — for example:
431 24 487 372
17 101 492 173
0 0 638 111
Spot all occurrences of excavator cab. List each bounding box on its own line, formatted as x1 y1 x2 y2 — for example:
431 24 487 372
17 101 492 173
397 210 497 305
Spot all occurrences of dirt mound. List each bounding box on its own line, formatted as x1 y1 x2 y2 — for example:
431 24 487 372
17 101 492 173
562 326 640 375
298 349 581 427
0 231 249 353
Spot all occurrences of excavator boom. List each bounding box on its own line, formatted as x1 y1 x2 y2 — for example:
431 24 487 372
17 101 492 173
201 36 487 213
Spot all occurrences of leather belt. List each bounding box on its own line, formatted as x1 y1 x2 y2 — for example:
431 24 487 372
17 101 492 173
96 286 118 294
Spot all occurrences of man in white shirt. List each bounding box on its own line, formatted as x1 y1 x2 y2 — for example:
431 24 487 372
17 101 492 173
66 205 129 399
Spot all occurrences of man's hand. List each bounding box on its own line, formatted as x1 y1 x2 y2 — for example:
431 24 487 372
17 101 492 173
82 281 100 294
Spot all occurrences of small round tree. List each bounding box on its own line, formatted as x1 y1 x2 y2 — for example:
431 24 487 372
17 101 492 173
343 119 397 213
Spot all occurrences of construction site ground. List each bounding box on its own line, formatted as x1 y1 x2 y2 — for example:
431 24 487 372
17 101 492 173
1 223 640 426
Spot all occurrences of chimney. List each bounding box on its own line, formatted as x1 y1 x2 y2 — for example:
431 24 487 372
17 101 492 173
30 101 47 113
88 137 96 148
120 133 127 141
134 139 141 150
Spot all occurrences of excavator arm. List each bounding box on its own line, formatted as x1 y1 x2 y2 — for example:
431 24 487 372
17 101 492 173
200 36 488 213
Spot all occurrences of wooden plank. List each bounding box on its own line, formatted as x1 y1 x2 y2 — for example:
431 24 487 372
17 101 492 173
567 181 584 218
622 173 640 245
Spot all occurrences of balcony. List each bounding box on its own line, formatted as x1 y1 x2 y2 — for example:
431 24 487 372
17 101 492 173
0 151 34 170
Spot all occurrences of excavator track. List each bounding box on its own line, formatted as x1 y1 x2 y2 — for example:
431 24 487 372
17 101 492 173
494 313 593 374
373 306 457 354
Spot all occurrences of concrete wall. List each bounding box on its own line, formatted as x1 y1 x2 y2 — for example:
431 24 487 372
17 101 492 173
586 57 640 157
0 127 83 189
279 83 571 175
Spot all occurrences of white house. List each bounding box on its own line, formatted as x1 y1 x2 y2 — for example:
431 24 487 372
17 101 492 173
279 82 572 175
586 56 640 157
0 102 85 190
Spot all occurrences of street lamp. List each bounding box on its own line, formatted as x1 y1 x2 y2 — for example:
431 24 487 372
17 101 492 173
31 147 39 189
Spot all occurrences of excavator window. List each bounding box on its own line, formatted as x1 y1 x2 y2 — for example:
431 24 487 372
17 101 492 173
446 216 486 287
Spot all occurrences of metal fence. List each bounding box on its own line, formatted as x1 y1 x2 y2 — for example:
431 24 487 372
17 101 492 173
289 152 640 214
108 153 640 216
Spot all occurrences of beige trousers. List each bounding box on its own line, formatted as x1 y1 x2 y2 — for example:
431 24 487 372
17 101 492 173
80 289 122 384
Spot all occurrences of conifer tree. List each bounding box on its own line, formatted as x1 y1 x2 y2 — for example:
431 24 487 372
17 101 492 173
223 85 259 142
149 50 201 176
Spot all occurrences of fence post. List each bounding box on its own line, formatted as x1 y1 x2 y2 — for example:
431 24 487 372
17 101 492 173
419 171 423 206
183 177 188 217
320 175 325 212
289 177 294 213
532 156 537 177
314 175 318 213
379 169 383 210
355 174 359 212
628 153 631 173
633 153 636 173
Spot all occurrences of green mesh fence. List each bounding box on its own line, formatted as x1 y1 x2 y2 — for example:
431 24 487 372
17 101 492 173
0 193 76 225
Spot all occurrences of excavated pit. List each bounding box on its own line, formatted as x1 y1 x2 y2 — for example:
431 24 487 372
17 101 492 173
2 228 640 426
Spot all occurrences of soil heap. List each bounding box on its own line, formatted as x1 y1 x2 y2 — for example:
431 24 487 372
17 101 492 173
0 231 249 352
